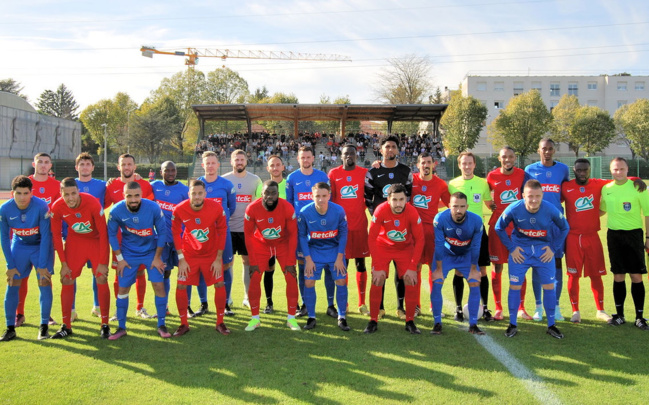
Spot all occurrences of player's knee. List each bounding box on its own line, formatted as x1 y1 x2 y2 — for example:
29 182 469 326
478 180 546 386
305 280 316 288
177 284 187 291
542 283 554 290
468 280 480 287
96 274 108 284
335 279 347 286
242 256 250 266
152 282 166 296
117 293 129 300
215 281 224 288
510 285 522 290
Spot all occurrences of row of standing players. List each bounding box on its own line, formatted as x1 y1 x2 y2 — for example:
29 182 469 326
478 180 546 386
1 134 648 341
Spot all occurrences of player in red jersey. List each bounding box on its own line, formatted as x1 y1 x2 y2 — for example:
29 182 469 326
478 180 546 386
50 178 111 339
104 154 154 319
486 146 526 320
328 144 371 315
243 180 301 331
171 180 231 336
364 184 424 334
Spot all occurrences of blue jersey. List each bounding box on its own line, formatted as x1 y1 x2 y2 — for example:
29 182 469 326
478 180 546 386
524 161 569 213
286 169 329 213
75 178 107 208
495 199 569 254
107 199 167 258
298 202 348 263
433 209 483 265
198 176 236 221
0 197 52 269
151 180 189 232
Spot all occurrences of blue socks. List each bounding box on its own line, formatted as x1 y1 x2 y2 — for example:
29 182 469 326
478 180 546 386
543 287 557 327
532 273 542 306
555 267 563 305
324 269 336 307
508 288 522 326
336 284 348 318
38 285 53 325
468 285 480 325
304 286 316 318
155 295 167 327
116 296 129 329
298 262 305 301
431 282 444 324
4 285 19 327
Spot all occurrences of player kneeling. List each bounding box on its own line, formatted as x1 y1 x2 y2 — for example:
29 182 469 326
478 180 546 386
172 180 230 336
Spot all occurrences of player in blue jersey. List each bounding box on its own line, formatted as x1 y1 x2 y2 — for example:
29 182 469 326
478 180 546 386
197 151 237 316
151 161 189 317
286 146 337 318
0 176 54 341
107 182 169 340
298 182 350 331
495 179 570 339
431 192 485 335
524 138 570 322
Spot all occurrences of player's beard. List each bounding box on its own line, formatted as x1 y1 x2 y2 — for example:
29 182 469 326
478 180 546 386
192 201 204 209
262 199 278 211
423 167 431 176
385 154 396 161
454 212 466 223
236 166 246 173
127 201 141 212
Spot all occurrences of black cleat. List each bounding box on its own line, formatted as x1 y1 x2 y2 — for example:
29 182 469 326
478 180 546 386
50 324 73 339
505 323 518 338
546 324 564 339
192 303 209 318
338 318 350 331
634 318 649 331
483 309 494 322
364 320 378 334
187 306 195 318
37 324 50 340
454 310 464 322
608 314 626 326
304 317 317 330
326 305 338 318
224 304 235 317
468 324 485 335
0 328 16 342
431 323 442 335
405 320 421 334
263 305 274 314
100 324 111 339
296 304 308 318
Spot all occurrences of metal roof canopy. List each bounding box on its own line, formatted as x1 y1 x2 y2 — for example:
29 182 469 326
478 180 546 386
191 103 448 139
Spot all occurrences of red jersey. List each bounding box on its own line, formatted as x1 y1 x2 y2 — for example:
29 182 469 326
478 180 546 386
51 193 109 265
328 165 368 231
244 199 298 252
172 199 227 259
486 167 525 224
410 173 449 225
104 178 153 208
561 178 610 234
368 202 424 265
29 175 60 208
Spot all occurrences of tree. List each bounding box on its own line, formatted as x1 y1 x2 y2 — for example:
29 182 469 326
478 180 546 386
204 67 249 104
375 54 433 104
440 94 487 154
429 86 444 104
550 94 580 150
79 92 138 156
569 106 616 156
255 92 299 134
615 99 649 160
36 84 80 120
613 104 635 159
487 90 552 165
129 101 175 163
247 86 269 103
0 78 28 100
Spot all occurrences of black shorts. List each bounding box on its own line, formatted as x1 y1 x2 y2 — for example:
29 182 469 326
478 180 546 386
478 227 491 267
231 232 248 256
607 229 647 275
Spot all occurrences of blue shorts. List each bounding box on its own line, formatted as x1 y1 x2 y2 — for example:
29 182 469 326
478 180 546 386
223 232 233 265
10 244 54 280
305 262 346 281
118 254 164 287
439 255 478 281
507 245 556 286
162 243 179 270
551 226 565 258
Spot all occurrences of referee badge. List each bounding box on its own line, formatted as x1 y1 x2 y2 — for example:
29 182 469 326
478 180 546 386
133 217 139 224
269 217 274 224
389 173 394 179
624 202 631 211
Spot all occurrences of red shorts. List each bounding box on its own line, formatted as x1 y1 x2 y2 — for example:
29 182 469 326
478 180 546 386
371 250 415 279
346 228 370 258
565 232 607 278
65 238 103 279
178 258 223 286
420 226 435 266
248 241 295 272
488 224 511 264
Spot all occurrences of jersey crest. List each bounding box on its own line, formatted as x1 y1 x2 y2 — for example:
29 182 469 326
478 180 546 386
190 228 210 243
261 226 282 240
575 195 594 212
340 185 359 199
71 221 92 234
412 194 431 209
500 189 519 204
387 229 407 242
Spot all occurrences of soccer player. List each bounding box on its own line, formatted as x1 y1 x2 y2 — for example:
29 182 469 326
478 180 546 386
600 157 649 330
524 138 569 321
151 161 189 316
50 178 110 338
431 192 484 335
286 146 335 318
105 154 154 319
223 150 262 309
0 176 54 341
495 179 569 339
448 151 494 322
198 151 237 316
171 180 230 336
328 144 371 315
364 184 424 334
107 182 169 340
243 180 300 331
410 152 450 318
486 146 526 320
364 135 413 318
298 182 350 331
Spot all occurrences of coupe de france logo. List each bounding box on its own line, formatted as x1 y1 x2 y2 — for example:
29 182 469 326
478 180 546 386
473 193 481 203
623 202 632 211
413 194 431 209
340 185 358 199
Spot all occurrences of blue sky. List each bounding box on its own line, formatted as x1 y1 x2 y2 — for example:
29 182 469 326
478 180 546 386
2 0 648 109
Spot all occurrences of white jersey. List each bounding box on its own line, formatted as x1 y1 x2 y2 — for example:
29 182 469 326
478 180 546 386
222 171 262 232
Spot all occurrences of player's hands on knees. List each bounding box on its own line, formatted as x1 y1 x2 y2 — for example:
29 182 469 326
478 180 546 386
284 265 297 278
334 257 346 277
60 263 71 283
116 259 131 278
249 265 260 276
431 267 443 281
371 270 386 285
305 258 316 278
96 264 108 282
468 266 481 283
6 268 19 286
403 269 418 286
540 246 554 263
36 268 51 286
511 247 525 264
151 257 166 274
178 260 189 279
211 260 223 279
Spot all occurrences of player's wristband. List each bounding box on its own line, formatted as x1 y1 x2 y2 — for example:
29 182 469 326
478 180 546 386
177 253 185 261
116 254 124 262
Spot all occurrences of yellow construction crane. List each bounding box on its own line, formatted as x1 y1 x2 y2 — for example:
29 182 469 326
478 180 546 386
140 46 351 68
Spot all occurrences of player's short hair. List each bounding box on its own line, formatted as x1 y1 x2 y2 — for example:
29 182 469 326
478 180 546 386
610 156 628 167
298 146 314 155
11 175 32 191
125 181 141 191
417 152 433 163
34 152 51 162
450 191 467 202
230 149 246 159
380 135 400 148
500 146 516 154
524 179 542 191
342 143 357 151
202 151 218 161
457 151 476 164
574 158 590 166
75 152 94 166
387 183 407 197
263 180 278 189
60 177 78 189
161 161 176 170
312 182 331 192
190 179 205 189
539 137 555 147
118 153 135 164
267 155 283 164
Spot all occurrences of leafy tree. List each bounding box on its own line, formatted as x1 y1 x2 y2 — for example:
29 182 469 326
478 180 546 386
440 94 487 154
429 86 444 104
316 94 359 135
570 106 616 156
0 78 28 100
129 101 175 163
255 92 299 134
247 86 269 103
550 94 580 149
79 92 138 156
204 67 249 104
375 54 433 104
613 104 635 159
36 84 80 120
487 90 552 165
615 99 649 160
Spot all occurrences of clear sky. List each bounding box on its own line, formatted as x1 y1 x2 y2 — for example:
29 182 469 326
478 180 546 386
2 0 648 110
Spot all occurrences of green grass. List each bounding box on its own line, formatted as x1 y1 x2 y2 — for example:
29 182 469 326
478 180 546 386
1 202 649 404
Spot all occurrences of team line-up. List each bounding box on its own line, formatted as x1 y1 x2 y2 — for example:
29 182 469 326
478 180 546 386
1 135 648 342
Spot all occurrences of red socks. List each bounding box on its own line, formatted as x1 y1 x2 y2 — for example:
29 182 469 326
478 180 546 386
356 272 367 306
492 270 502 311
248 272 262 316
61 284 75 326
283 271 298 316
176 288 189 326
214 285 226 324
369 284 383 321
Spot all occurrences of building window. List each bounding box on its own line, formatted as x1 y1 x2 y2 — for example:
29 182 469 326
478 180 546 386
568 83 578 96
494 101 503 109
588 82 597 90
550 83 560 96
550 100 559 111
476 82 487 91
636 81 645 91
587 100 598 106
494 82 504 92
513 82 524 96
618 82 627 91
617 100 627 108
531 81 542 91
